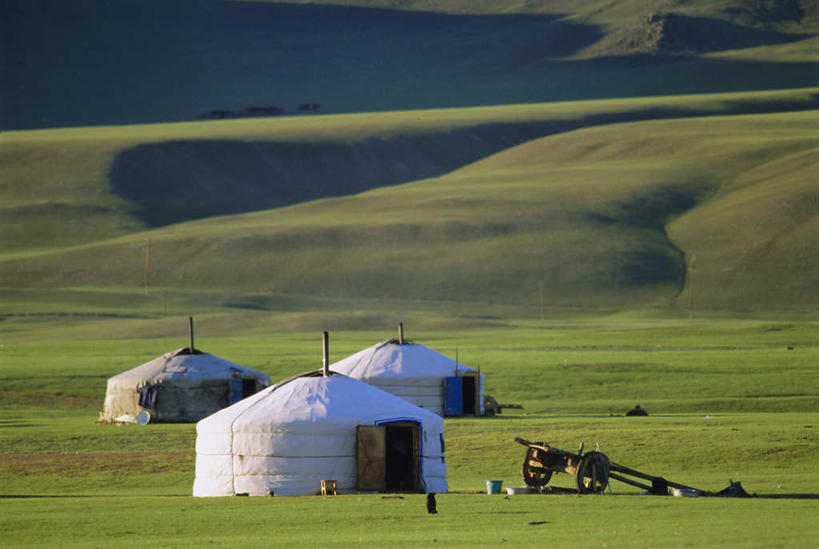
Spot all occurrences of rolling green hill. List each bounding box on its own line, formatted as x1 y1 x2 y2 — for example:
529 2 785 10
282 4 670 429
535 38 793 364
3 89 817 251
3 1 819 316
2 91 818 314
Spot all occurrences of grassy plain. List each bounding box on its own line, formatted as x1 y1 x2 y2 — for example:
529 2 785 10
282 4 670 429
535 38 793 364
2 313 818 547
3 2 819 545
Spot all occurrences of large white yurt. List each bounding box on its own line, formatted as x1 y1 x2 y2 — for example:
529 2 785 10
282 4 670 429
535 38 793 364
102 318 271 423
193 368 448 497
330 324 484 417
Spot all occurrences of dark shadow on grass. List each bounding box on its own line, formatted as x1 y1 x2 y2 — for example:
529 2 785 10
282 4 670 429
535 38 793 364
3 1 818 130
109 94 819 228
0 1 599 130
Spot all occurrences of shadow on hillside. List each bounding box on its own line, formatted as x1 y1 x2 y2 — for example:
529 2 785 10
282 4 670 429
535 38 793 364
109 94 819 227
4 1 818 130
1 0 599 130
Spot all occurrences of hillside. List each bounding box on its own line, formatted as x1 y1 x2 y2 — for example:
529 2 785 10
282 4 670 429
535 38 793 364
2 0 818 130
3 0 819 316
3 89 817 253
2 96 818 313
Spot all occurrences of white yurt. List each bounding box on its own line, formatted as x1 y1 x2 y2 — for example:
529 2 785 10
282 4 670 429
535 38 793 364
193 335 447 497
330 324 484 417
102 318 271 424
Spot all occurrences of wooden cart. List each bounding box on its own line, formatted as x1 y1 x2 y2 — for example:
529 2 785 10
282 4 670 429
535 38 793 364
515 437 716 496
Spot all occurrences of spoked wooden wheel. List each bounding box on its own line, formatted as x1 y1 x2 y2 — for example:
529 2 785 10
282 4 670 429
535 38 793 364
522 447 553 487
576 452 610 494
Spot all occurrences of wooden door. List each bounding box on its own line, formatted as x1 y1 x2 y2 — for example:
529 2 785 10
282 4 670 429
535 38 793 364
356 425 386 491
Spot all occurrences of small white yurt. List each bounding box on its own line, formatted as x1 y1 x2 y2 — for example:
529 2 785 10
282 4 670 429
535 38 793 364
193 333 447 497
330 323 484 417
102 318 271 424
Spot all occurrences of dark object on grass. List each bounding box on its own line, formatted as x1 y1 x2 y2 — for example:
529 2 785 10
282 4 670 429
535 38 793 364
201 106 286 119
651 477 669 495
483 394 524 416
484 395 500 416
240 106 285 117
298 103 322 112
426 493 438 514
626 405 648 416
716 480 754 498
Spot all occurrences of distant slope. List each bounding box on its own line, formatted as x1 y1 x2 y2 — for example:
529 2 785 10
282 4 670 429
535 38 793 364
668 139 819 311
2 0 818 130
3 89 818 253
2 104 817 312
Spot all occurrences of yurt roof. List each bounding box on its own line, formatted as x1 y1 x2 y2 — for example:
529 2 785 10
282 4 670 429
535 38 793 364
109 348 271 385
330 340 477 381
198 371 442 432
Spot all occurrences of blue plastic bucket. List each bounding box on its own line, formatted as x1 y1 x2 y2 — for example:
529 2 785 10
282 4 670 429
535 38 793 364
486 480 503 494
137 410 152 425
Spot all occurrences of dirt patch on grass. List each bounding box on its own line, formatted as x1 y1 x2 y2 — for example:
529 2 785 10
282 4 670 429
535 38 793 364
0 450 194 476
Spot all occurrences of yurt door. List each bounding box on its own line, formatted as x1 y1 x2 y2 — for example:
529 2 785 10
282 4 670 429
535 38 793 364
385 423 419 492
461 374 478 415
445 375 479 416
443 377 463 416
357 423 420 492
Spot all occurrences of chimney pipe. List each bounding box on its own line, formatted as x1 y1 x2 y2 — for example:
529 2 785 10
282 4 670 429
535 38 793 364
322 331 329 376
398 322 404 344
188 316 194 352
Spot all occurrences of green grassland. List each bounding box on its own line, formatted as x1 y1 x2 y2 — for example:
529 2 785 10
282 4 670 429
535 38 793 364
3 3 819 545
2 316 819 547
4 63 819 549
